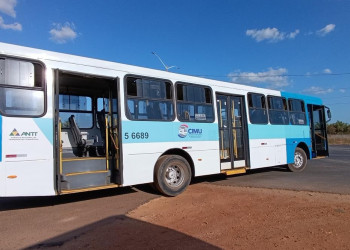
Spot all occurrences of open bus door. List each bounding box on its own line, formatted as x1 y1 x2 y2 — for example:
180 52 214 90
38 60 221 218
308 104 330 158
54 70 120 194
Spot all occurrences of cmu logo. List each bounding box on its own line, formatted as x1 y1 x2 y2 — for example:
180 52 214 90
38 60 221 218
9 128 38 137
178 124 203 138
178 124 188 138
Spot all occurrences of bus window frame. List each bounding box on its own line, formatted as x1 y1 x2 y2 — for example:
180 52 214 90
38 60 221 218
288 98 307 126
59 94 94 129
124 74 175 122
175 81 215 123
247 92 268 125
0 55 47 118
267 95 289 125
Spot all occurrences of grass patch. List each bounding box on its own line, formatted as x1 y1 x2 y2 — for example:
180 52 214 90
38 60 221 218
327 134 350 145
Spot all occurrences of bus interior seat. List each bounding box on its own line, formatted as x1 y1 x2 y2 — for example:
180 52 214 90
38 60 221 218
68 115 94 156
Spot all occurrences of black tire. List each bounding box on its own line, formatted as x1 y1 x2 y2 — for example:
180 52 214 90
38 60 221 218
154 155 191 197
288 147 307 172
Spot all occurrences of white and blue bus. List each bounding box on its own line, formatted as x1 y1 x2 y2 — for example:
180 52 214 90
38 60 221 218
0 43 330 197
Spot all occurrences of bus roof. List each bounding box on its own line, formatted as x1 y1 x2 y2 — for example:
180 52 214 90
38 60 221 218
0 42 322 104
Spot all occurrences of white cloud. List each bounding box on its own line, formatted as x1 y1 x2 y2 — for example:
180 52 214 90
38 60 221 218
0 15 21 30
246 28 283 42
228 67 289 89
0 0 17 17
339 89 346 93
50 22 78 44
317 24 335 36
246 27 300 42
287 29 300 39
303 86 334 95
323 68 332 74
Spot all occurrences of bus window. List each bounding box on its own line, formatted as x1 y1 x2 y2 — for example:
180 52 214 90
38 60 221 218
97 97 118 127
248 93 268 124
0 58 45 117
59 94 93 128
125 76 174 121
268 96 289 125
176 83 214 122
288 99 306 125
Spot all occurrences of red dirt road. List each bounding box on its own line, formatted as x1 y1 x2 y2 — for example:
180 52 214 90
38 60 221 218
56 183 350 249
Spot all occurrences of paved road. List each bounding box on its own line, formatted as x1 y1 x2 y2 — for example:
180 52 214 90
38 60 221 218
198 145 350 194
0 145 348 249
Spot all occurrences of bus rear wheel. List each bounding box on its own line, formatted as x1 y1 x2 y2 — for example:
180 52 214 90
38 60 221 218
154 155 191 197
288 147 307 172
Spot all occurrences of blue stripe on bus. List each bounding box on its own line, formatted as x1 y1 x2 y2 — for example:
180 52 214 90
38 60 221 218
248 124 310 140
122 121 219 143
0 115 2 162
286 138 312 163
34 118 53 145
281 92 323 105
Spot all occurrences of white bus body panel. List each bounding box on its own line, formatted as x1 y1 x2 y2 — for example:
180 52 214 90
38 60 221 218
3 159 54 196
122 141 220 186
0 117 55 196
249 138 287 169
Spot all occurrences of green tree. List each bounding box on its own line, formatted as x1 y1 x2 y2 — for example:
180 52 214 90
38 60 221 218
327 121 350 134
334 121 348 134
327 124 336 134
346 124 350 134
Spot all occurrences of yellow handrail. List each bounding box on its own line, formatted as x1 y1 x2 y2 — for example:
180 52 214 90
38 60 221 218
105 116 109 171
59 120 63 175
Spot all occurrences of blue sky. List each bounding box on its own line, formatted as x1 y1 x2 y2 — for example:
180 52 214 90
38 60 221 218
0 0 349 122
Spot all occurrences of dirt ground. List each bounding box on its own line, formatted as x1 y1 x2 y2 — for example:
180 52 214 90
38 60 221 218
52 183 350 250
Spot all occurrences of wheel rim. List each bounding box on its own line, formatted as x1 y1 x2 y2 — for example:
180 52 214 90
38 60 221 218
294 152 304 168
164 164 185 188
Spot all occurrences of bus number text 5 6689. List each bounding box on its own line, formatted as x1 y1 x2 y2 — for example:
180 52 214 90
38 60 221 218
124 132 149 140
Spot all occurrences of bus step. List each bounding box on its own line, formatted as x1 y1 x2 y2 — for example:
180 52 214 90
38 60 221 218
60 184 120 194
61 170 111 190
221 168 246 176
62 158 106 175
313 156 327 159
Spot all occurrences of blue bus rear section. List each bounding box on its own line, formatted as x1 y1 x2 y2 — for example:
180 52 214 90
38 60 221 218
281 92 323 105
286 138 312 163
248 124 312 164
281 91 324 162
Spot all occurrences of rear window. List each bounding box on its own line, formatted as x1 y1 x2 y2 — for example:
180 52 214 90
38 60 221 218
288 99 306 125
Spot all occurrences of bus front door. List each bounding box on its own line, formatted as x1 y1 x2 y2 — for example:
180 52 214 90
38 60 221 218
217 94 248 170
308 104 329 158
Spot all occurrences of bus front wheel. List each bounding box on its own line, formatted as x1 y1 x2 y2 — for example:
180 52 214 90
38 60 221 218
288 147 307 172
154 155 191 197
